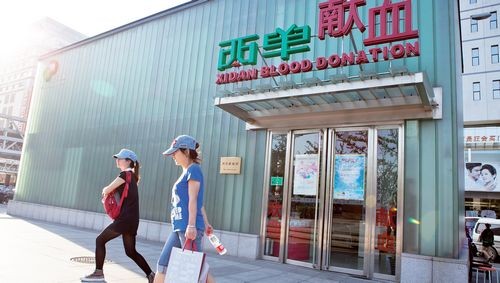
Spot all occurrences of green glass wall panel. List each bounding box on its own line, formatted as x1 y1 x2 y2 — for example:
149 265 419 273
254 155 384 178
402 0 462 258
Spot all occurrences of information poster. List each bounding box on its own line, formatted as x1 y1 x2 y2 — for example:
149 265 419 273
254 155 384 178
333 154 366 201
293 154 319 196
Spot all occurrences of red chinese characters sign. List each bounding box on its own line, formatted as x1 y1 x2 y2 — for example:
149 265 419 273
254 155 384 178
318 0 366 39
465 136 500 143
364 0 419 45
216 0 420 85
319 0 419 44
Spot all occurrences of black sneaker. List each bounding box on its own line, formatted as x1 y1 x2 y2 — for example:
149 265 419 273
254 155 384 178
81 270 105 282
147 272 155 283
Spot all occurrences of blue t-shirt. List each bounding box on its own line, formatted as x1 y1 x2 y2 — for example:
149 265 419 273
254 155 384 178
171 163 205 232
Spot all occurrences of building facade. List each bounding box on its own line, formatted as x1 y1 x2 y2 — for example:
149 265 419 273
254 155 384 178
460 0 500 222
0 17 86 132
0 18 85 184
8 1 466 282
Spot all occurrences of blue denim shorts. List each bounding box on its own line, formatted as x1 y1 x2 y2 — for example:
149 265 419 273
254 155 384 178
157 229 204 274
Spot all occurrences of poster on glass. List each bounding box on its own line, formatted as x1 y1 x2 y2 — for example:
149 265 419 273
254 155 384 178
293 154 319 196
465 162 500 192
333 154 366 201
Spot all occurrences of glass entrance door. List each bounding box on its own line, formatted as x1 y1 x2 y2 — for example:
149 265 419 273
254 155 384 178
323 127 402 280
372 127 401 280
285 130 323 267
262 126 402 279
327 129 370 275
263 132 289 259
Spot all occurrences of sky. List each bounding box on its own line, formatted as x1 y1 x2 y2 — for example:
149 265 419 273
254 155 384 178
0 0 190 52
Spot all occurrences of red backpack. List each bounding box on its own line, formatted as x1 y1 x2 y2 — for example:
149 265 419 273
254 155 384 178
102 171 131 220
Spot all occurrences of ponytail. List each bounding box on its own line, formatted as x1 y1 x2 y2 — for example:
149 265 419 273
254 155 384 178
129 160 141 183
180 143 202 164
194 143 202 164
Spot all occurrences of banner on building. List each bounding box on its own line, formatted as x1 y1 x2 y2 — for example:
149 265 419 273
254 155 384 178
466 162 500 192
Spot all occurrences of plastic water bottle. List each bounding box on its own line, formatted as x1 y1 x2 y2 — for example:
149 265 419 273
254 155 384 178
208 233 227 255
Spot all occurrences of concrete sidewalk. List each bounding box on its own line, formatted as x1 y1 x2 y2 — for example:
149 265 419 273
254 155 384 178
0 204 380 283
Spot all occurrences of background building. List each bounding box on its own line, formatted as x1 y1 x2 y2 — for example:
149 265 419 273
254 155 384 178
460 0 500 219
0 17 85 184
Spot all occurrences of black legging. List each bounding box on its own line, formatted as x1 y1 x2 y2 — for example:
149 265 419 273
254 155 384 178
95 225 152 276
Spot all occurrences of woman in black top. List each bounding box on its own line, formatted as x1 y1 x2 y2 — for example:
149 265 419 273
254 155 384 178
82 149 155 282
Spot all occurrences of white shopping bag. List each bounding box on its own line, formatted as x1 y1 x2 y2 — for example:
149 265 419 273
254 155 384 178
165 241 208 283
199 262 209 283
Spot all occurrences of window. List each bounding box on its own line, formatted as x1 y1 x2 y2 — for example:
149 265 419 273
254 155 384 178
476 223 500 236
472 48 480 66
494 80 500 99
469 0 477 4
471 19 478 32
473 82 481 101
10 94 14 103
387 16 393 34
491 12 498 29
492 45 499 64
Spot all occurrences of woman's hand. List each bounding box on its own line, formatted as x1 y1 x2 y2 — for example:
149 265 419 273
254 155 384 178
205 223 213 235
185 226 197 240
485 182 497 191
102 187 109 197
201 206 213 235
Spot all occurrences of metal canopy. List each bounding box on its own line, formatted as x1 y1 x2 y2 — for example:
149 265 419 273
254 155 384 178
214 72 441 130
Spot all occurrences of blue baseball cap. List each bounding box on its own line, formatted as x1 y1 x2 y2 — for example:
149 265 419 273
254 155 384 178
163 135 197 155
113 149 137 162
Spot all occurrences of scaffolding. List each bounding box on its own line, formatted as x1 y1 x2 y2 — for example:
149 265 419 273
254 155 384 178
0 113 25 176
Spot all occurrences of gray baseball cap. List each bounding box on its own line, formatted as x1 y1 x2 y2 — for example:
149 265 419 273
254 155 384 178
113 148 137 162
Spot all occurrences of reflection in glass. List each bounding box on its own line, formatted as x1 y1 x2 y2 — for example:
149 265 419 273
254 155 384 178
264 134 287 257
374 129 399 275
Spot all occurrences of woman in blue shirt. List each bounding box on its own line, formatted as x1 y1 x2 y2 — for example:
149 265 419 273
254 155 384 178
154 135 215 283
